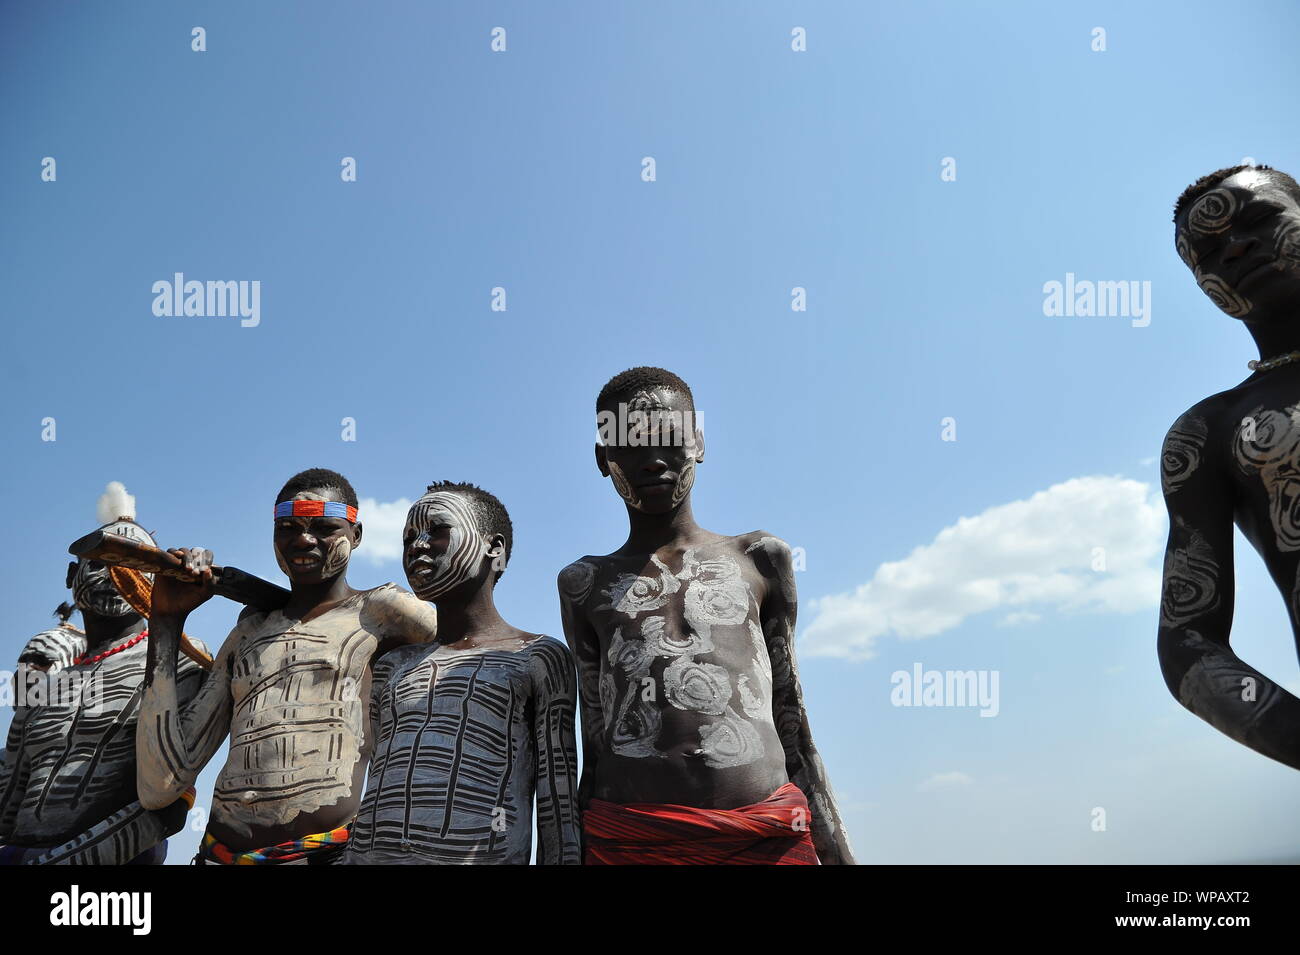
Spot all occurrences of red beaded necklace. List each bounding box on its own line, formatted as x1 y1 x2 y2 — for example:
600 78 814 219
74 630 147 666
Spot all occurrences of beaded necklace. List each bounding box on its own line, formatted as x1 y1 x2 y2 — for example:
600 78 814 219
1248 350 1300 373
74 630 147 666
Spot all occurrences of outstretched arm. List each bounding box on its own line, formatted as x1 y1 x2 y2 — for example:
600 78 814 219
750 534 855 865
1157 410 1300 768
557 561 605 811
530 639 582 865
360 584 438 658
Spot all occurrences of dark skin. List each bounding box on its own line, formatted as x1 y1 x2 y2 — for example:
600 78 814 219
1159 168 1300 769
403 507 532 649
147 486 413 848
559 387 854 863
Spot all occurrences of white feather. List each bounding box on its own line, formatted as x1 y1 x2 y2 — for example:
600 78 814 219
96 481 136 524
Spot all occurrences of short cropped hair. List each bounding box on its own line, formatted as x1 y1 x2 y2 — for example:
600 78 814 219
1174 164 1300 223
276 468 359 509
597 366 695 413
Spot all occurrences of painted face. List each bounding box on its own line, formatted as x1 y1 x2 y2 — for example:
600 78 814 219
1175 169 1300 320
600 387 701 514
71 519 154 617
403 491 488 602
273 489 357 584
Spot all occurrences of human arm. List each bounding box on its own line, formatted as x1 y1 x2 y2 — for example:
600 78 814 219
530 638 582 865
557 560 605 810
28 790 196 865
1157 409 1300 768
360 584 438 657
136 549 238 808
749 534 856 865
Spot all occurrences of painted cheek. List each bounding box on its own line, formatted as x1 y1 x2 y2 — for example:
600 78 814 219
322 536 352 576
672 457 696 506
1273 221 1300 272
274 544 292 576
608 460 643 510
76 568 131 616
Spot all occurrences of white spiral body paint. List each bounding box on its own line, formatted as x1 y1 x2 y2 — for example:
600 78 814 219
595 548 767 767
404 492 487 602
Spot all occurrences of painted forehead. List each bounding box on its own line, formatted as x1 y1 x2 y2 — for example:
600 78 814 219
286 488 347 504
1179 171 1297 236
407 491 480 530
603 386 692 412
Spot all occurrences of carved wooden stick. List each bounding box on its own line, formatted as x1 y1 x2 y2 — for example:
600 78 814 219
69 530 290 612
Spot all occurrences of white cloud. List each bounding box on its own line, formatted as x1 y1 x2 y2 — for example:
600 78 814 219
998 611 1041 627
801 476 1165 660
352 497 413 565
918 771 973 792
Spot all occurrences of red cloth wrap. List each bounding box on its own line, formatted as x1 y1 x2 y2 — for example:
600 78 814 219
583 781 819 865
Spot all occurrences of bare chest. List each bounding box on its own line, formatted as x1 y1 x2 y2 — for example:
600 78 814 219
230 611 378 714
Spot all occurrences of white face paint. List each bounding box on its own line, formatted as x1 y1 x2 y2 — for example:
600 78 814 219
273 490 356 581
72 519 154 617
1178 171 1300 319
403 492 487 602
601 387 700 513
321 535 352 577
607 459 643 510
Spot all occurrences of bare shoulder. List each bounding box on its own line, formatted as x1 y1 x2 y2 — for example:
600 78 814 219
737 530 794 573
359 583 438 644
17 626 85 666
1161 392 1241 499
220 609 266 651
523 634 574 664
522 635 576 695
557 556 607 607
1164 389 1242 448
374 640 432 677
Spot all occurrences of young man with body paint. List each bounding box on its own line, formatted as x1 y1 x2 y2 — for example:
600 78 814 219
343 482 581 864
137 467 438 864
1159 164 1300 769
0 485 206 865
558 367 854 864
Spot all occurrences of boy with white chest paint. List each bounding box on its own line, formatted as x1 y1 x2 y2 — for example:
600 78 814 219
343 482 580 864
137 468 438 864
558 367 854 864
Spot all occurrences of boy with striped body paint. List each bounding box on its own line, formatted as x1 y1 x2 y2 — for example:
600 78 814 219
0 484 204 864
343 482 581 864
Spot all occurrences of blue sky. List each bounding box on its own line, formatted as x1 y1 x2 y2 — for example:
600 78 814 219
4 0 1300 863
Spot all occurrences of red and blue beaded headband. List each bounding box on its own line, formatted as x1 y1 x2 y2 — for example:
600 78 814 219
274 500 359 523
